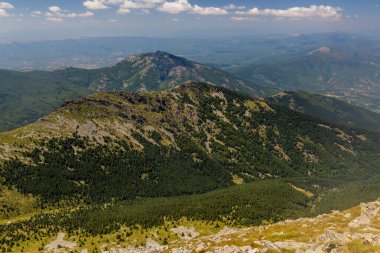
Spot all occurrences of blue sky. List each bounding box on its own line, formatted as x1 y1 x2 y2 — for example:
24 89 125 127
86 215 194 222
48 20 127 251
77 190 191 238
0 0 379 41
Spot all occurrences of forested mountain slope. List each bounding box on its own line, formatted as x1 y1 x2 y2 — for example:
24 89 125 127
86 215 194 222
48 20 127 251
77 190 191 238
0 70 91 132
0 82 379 204
52 51 264 95
266 91 380 131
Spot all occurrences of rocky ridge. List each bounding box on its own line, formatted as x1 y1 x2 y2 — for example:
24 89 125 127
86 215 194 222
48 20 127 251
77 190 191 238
42 199 380 253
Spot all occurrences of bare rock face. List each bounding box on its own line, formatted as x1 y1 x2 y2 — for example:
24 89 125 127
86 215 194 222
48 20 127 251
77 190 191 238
348 200 380 228
102 239 167 253
212 245 255 253
170 226 200 240
317 230 351 245
45 233 77 253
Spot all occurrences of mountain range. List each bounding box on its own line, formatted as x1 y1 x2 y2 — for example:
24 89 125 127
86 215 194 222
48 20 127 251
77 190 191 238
1 33 380 252
230 46 380 112
0 51 264 132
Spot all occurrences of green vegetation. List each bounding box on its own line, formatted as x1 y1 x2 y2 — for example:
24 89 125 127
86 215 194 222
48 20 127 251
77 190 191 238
0 82 380 251
266 91 380 132
0 51 263 132
0 180 309 250
1 83 378 205
312 175 380 214
1 135 230 202
0 70 91 132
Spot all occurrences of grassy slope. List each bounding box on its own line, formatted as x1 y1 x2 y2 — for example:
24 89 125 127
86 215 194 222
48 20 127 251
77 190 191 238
3 176 380 252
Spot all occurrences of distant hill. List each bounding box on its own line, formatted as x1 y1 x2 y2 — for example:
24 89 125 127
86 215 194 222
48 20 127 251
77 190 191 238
266 91 380 131
0 69 91 132
229 47 380 112
0 51 264 132
53 51 265 95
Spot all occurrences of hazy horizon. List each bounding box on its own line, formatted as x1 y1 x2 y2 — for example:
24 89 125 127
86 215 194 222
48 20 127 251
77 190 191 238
0 0 379 42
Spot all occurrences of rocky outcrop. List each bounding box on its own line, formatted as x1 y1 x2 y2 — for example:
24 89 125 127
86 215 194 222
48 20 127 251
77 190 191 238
348 201 380 228
44 193 380 253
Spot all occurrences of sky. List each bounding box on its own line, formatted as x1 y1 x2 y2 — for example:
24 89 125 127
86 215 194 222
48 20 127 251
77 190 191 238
0 0 379 41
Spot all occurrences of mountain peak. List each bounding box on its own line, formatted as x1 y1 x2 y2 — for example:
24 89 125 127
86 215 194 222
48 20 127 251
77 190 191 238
152 50 174 57
110 52 262 95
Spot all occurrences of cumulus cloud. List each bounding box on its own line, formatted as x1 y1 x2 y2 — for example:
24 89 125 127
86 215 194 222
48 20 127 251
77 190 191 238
237 5 342 20
83 0 109 10
0 1 14 17
158 0 228 15
118 0 166 14
49 6 62 13
0 8 8 16
0 1 13 9
83 0 228 15
157 0 191 14
46 5 94 22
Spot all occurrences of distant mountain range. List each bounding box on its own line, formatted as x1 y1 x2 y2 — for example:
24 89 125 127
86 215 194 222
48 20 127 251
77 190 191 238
52 51 264 95
230 46 380 112
0 51 264 132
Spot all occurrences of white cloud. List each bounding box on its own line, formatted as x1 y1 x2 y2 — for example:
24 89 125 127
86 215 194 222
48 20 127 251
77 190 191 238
0 1 14 17
157 0 191 14
238 5 342 20
45 5 94 22
0 2 14 9
49 6 62 13
117 0 166 14
83 0 228 16
0 8 8 17
158 0 228 15
191 5 228 15
83 0 109 10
